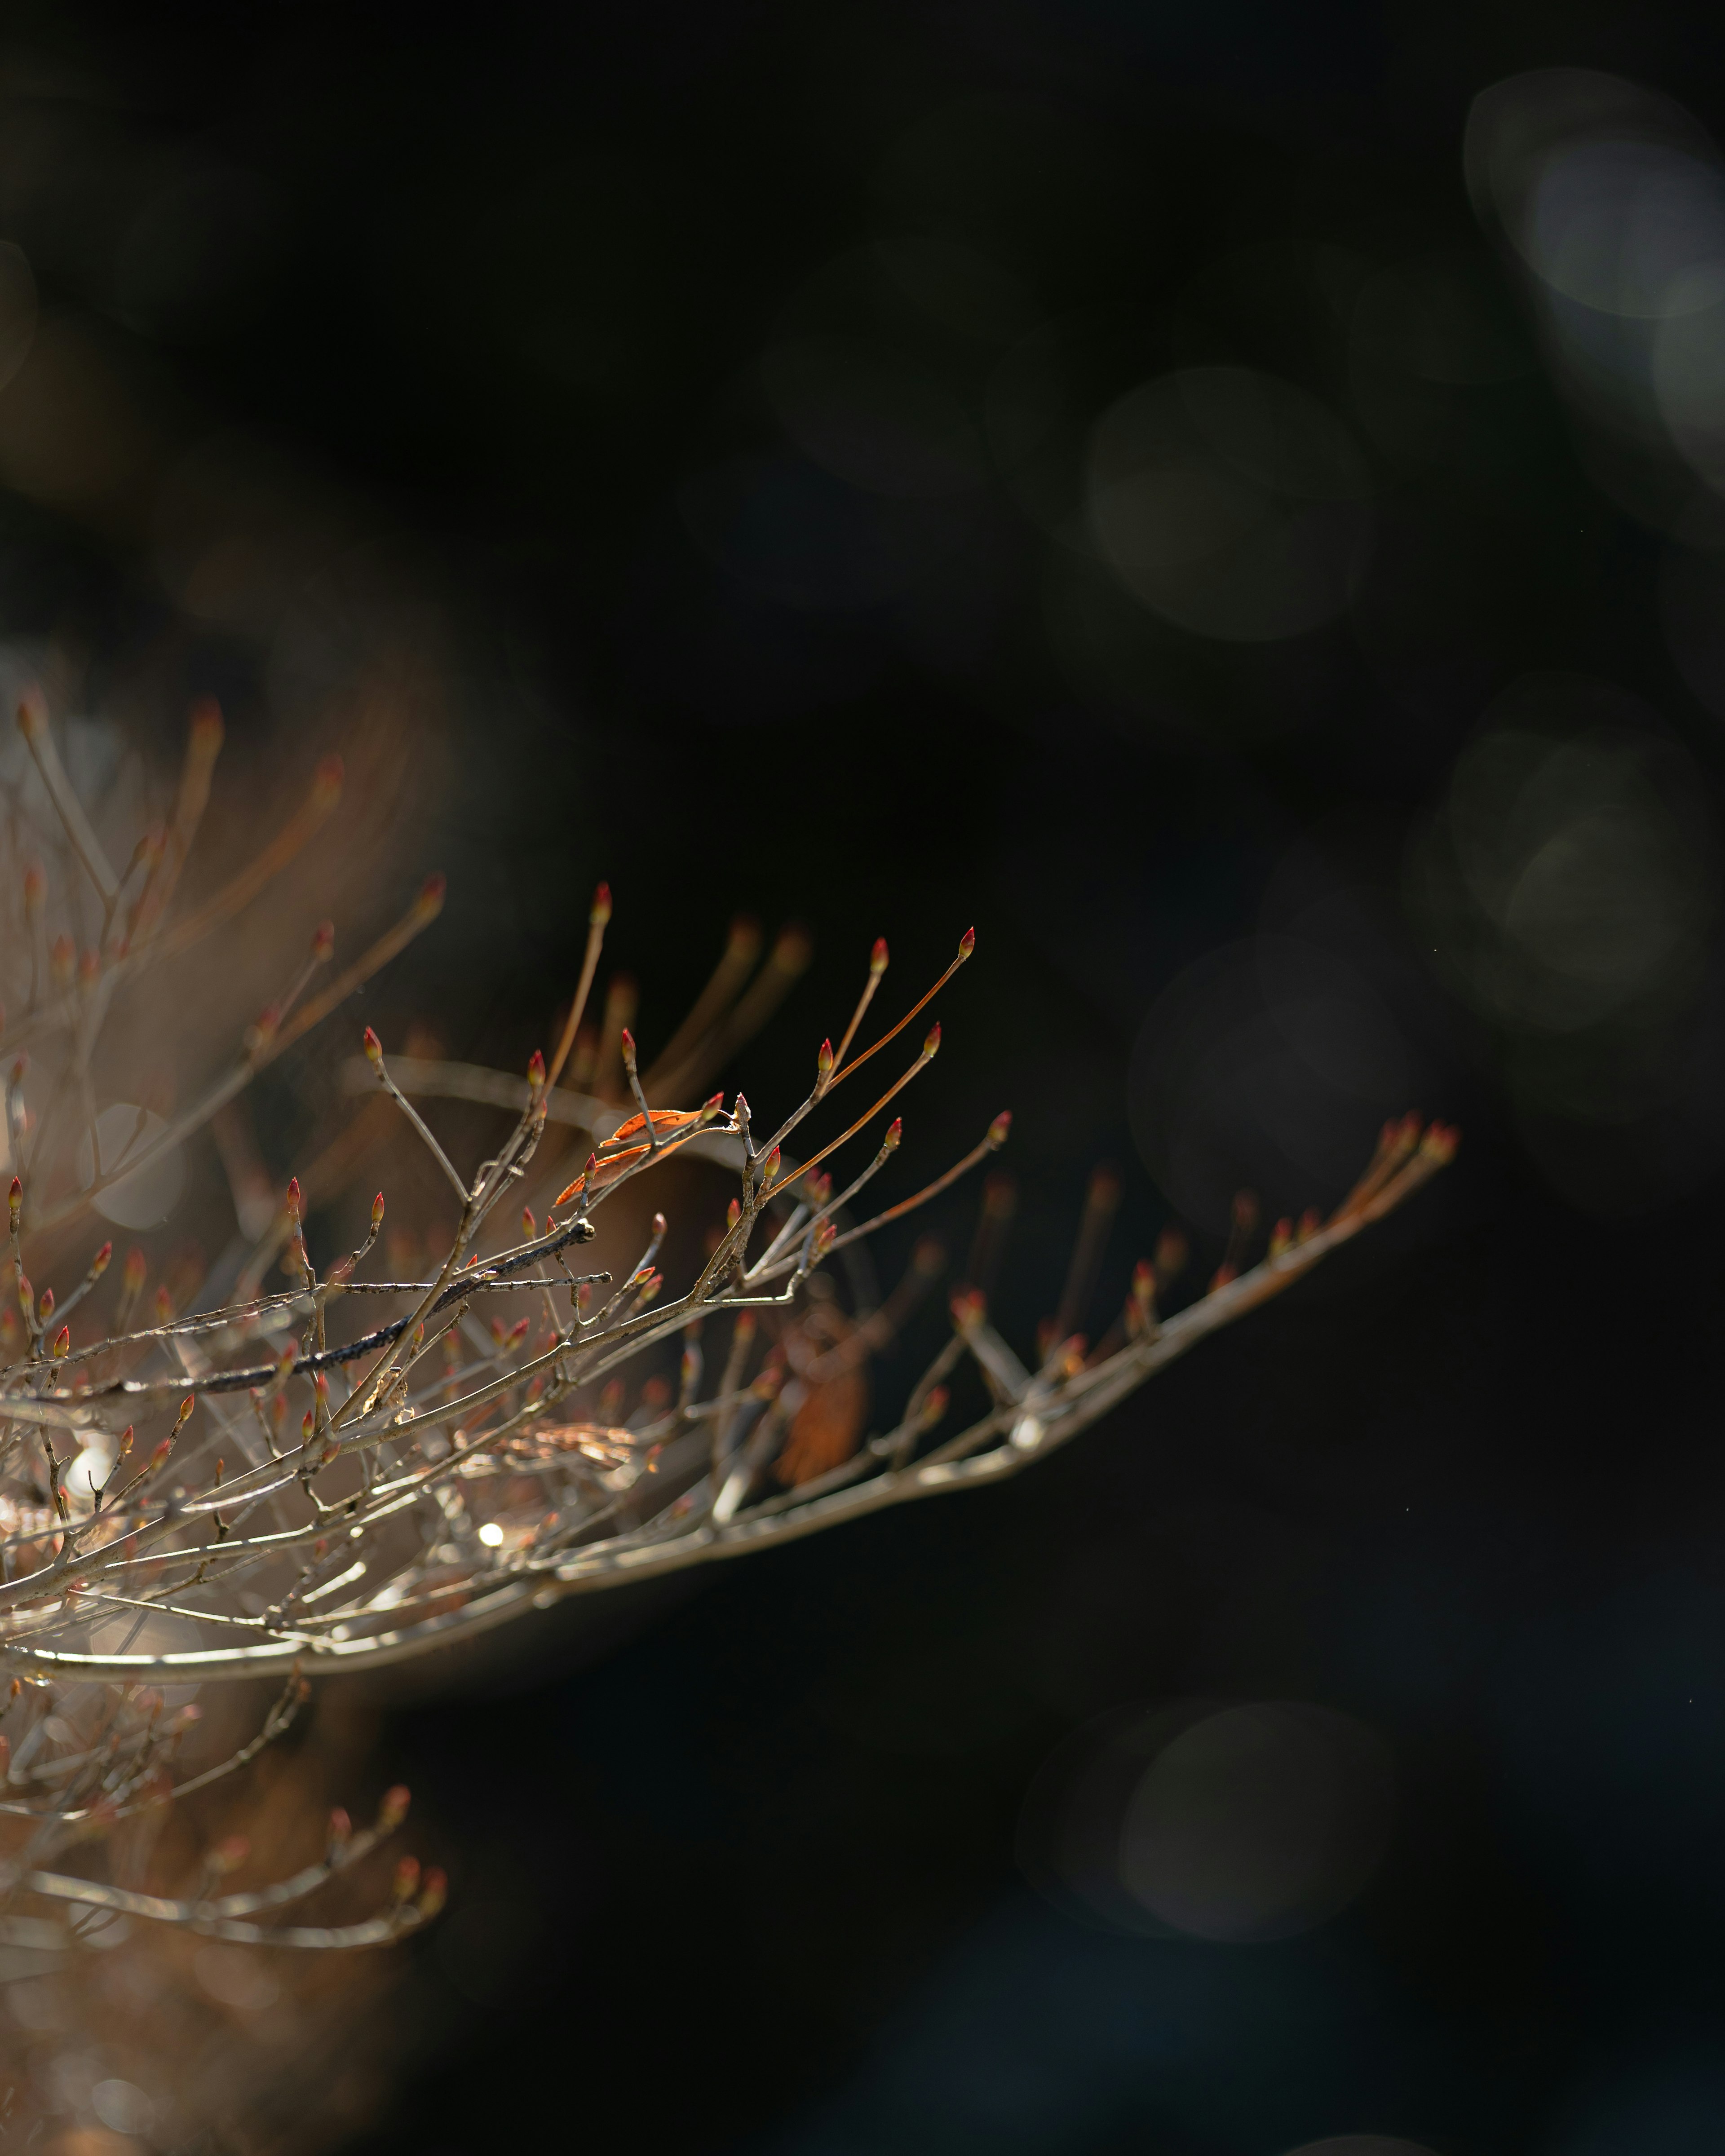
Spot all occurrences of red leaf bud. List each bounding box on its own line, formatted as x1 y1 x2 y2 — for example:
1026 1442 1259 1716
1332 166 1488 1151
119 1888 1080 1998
817 1037 834 1078
885 1117 903 1148
922 1023 941 1058
415 871 447 916
363 1026 382 1064
92 1241 111 1274
378 1784 411 1831
311 919 336 961
958 926 976 959
988 1110 1012 1147
869 937 889 975
50 1325 68 1358
590 881 612 926
527 1048 546 1090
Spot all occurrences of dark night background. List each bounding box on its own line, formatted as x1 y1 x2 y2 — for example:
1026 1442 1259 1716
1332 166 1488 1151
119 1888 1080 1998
7 3 1725 2151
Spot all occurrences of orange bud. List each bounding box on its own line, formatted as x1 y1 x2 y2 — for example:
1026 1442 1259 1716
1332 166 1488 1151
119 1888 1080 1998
91 1241 111 1275
590 881 612 926
958 926 976 959
6 1176 18 1230
869 937 889 975
922 1022 941 1059
371 1190 386 1229
175 1396 195 1427
522 1205 536 1239
884 1117 903 1149
363 1026 382 1064
50 1325 67 1358
116 1425 133 1458
817 1037 834 1078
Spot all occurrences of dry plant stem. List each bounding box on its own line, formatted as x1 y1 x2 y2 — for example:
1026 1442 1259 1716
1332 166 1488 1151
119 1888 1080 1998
156 757 343 959
4 1122 1452 1683
17 702 119 909
25 884 447 1238
640 915 759 1095
0 745 1454 1988
545 888 611 1091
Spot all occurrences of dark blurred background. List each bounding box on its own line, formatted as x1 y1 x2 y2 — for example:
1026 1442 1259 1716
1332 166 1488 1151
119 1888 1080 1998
7 2 1725 2151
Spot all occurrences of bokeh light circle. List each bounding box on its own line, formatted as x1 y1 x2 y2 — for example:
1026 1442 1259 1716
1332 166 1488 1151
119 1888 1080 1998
1019 1700 1395 1943
1086 366 1372 641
